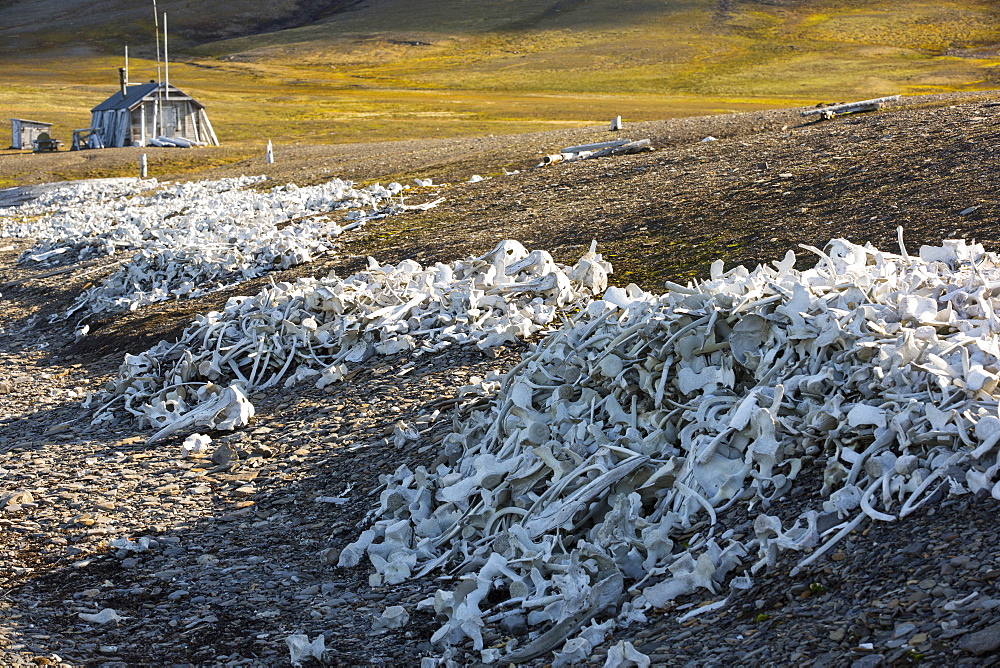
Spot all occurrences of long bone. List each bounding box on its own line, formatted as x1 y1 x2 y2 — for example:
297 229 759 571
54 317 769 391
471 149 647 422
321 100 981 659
523 456 648 538
503 571 623 663
899 451 968 517
520 456 617 524
789 477 883 577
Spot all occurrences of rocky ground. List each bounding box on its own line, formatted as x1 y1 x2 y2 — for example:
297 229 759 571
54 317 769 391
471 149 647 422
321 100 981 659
3 91 1000 667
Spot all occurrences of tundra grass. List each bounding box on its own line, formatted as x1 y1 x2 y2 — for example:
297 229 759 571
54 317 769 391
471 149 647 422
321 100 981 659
1 0 999 186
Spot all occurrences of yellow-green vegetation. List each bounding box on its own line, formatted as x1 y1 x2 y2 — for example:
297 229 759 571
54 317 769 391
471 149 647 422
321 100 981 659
607 232 744 289
2 0 999 154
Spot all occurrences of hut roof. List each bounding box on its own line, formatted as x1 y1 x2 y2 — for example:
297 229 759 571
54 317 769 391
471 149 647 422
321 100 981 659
10 118 53 127
91 83 204 113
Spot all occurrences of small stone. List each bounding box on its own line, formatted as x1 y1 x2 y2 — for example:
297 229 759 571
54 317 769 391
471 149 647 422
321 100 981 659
500 613 528 636
0 380 11 394
910 633 928 645
958 622 1000 655
829 628 846 642
44 422 72 435
831 551 846 562
211 443 238 466
196 554 219 567
1 491 34 509
851 655 884 668
249 444 275 458
371 605 409 631
893 622 915 639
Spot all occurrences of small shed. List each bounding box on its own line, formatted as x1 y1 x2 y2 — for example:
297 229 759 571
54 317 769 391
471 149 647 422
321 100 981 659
10 119 53 150
91 82 219 148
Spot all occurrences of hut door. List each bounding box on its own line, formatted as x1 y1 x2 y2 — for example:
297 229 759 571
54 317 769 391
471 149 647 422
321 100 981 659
162 106 178 137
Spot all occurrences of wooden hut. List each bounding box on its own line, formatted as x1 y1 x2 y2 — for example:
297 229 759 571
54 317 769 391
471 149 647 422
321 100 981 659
10 119 53 149
90 81 219 148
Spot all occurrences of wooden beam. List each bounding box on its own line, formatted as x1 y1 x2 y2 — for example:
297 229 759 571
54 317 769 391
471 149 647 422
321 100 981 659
801 95 901 118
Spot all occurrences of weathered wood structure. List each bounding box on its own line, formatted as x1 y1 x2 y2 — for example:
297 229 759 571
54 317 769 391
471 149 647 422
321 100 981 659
801 95 901 119
70 128 102 151
32 132 62 152
10 119 53 150
90 82 219 148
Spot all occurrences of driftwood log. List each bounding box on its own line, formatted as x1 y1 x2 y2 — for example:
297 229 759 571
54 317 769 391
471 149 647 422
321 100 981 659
538 139 652 167
802 95 901 119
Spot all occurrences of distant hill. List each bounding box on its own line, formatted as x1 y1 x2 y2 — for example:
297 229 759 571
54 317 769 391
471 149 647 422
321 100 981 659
2 1 999 148
0 0 365 52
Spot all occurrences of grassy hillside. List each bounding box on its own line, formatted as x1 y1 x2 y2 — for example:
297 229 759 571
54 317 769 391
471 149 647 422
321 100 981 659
1 0 999 153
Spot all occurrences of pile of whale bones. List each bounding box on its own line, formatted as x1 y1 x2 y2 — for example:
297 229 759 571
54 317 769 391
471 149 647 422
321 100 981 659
94 238 612 442
0 175 443 319
6 175 1000 663
76 212 1000 665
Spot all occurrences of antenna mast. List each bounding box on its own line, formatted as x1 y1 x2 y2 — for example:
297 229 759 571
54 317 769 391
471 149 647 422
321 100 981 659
153 0 162 137
163 13 169 92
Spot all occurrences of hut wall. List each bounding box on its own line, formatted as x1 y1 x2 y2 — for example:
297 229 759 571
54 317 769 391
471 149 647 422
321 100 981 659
91 109 130 148
11 119 24 149
123 100 203 145
10 119 51 149
177 101 198 142
195 108 219 146
130 103 162 146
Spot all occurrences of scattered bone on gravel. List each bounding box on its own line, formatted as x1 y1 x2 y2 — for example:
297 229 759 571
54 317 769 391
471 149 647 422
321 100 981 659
96 239 610 443
1 175 441 318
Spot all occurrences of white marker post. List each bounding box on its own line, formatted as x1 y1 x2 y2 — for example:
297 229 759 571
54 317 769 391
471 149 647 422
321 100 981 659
266 140 274 164
140 154 148 178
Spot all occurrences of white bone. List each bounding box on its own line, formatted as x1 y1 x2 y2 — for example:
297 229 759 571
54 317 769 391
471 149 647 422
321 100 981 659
285 634 325 667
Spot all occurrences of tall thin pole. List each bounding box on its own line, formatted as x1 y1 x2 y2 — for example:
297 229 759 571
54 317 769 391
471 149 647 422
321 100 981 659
153 0 162 137
153 0 161 79
124 45 129 85
163 13 169 92
163 12 170 137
